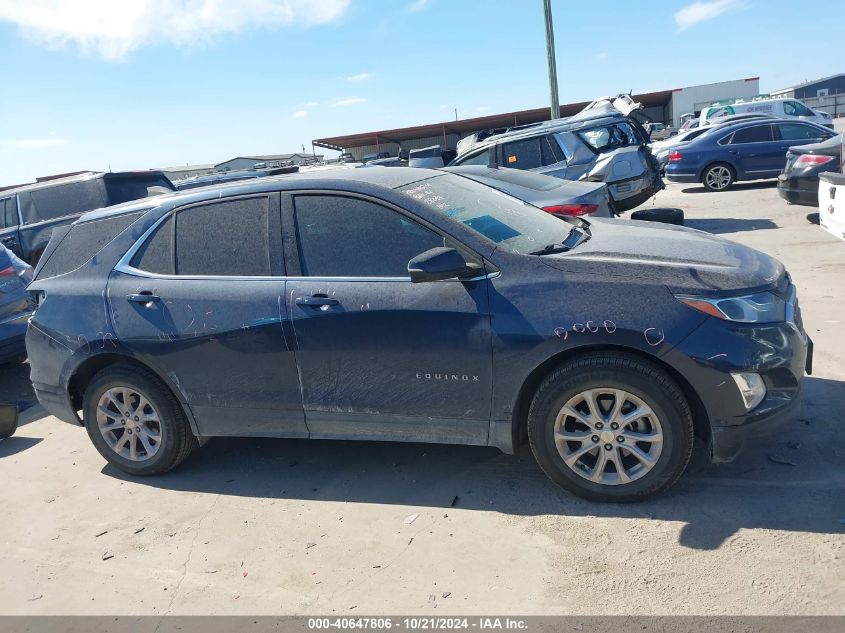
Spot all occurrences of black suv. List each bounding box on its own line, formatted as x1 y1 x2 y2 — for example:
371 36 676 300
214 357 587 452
0 170 174 264
26 168 811 502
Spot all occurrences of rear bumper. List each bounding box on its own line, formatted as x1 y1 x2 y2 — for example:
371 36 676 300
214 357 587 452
777 175 819 206
0 311 30 363
25 320 81 425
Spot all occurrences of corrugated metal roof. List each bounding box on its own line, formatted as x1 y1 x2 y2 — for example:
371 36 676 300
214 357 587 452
313 90 674 150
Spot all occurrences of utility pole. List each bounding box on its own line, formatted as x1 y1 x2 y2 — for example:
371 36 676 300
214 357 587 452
543 0 560 120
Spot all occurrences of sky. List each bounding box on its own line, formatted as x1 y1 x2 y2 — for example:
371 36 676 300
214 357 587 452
1 0 843 186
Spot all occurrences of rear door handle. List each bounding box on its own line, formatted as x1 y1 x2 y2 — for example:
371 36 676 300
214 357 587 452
295 295 339 307
127 291 160 304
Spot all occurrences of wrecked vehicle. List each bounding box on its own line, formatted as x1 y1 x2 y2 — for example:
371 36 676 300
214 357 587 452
0 171 174 265
27 167 810 502
450 95 664 212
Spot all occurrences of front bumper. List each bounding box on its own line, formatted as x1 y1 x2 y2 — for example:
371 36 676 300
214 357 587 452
665 311 811 463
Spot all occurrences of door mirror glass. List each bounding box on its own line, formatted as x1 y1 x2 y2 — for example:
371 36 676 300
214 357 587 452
408 247 480 283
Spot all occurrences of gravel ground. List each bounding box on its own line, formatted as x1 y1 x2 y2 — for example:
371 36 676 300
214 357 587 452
0 180 842 615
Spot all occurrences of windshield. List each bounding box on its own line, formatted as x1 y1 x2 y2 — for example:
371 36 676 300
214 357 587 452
399 174 574 254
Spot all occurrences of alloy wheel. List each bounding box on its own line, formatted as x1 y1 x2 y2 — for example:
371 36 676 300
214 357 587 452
553 388 664 485
96 387 164 462
705 165 732 190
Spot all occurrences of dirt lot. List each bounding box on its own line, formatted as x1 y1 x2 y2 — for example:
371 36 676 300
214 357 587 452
0 181 843 615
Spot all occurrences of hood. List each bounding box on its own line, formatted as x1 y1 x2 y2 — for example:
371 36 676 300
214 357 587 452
539 218 784 294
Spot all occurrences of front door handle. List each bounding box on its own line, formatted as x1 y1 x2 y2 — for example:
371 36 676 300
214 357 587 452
127 291 160 304
295 295 339 307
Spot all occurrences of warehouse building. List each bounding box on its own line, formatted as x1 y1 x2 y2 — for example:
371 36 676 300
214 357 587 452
771 73 845 119
313 77 760 161
160 153 324 182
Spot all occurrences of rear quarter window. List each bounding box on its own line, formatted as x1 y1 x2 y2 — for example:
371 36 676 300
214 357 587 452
34 212 145 280
28 180 109 221
104 175 174 205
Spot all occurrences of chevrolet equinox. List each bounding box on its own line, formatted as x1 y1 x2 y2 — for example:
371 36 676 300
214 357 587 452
25 168 811 502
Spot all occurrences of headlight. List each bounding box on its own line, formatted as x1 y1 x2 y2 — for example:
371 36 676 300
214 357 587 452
675 291 785 323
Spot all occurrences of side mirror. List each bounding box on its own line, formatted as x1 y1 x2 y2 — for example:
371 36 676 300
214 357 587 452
408 247 481 283
0 403 18 439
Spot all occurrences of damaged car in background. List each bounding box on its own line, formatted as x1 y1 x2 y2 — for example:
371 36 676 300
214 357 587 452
450 95 664 212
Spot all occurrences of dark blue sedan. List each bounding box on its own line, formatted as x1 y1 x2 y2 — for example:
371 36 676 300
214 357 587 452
665 119 836 191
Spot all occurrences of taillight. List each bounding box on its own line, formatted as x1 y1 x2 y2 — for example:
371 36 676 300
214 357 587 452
542 204 599 216
0 266 16 277
794 154 835 167
668 150 683 162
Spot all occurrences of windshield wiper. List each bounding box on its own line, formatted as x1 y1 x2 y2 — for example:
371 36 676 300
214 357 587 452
530 242 571 255
530 227 590 255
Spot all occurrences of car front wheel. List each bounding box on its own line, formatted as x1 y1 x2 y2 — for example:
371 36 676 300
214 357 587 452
527 353 694 502
702 163 735 191
83 364 197 475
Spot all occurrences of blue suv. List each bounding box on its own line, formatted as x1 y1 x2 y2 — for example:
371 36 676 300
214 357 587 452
665 119 835 191
26 168 811 502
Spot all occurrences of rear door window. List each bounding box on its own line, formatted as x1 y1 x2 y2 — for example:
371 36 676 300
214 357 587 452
131 216 174 275
175 197 271 276
501 136 560 169
728 125 773 144
131 197 273 276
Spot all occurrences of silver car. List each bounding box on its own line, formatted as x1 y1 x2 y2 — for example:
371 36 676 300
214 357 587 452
442 166 612 218
449 95 663 212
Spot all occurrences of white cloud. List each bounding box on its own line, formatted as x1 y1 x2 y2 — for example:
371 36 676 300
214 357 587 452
675 0 742 30
347 72 373 82
331 97 366 107
3 138 70 149
476 106 490 112
407 0 430 12
299 100 320 108
292 110 309 118
0 0 351 60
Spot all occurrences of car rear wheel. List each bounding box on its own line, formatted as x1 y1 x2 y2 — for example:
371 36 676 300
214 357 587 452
83 364 197 475
527 353 694 502
702 163 735 191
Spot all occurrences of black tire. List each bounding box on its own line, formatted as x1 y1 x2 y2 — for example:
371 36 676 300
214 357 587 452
701 163 735 191
527 353 694 503
0 409 17 439
630 207 685 225
82 363 197 475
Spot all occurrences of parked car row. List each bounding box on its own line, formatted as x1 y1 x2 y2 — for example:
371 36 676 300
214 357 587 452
449 95 664 212
664 118 836 191
25 166 812 502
